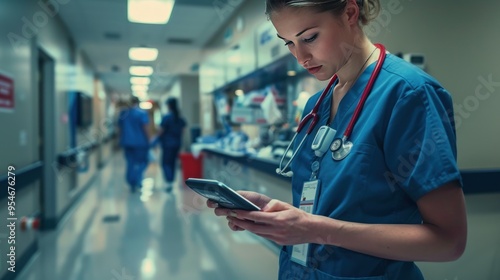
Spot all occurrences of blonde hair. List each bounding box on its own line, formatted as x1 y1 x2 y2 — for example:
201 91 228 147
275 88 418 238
265 0 381 26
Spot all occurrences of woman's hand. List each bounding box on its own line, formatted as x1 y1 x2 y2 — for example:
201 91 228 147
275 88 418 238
207 191 315 245
206 191 271 231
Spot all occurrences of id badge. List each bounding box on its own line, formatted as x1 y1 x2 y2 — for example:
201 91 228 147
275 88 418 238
291 180 320 266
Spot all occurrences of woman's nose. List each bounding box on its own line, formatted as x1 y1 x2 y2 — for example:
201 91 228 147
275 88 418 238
293 45 311 66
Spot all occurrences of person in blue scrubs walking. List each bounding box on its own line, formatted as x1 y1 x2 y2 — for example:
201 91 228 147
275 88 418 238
118 96 150 192
157 97 186 192
208 0 467 279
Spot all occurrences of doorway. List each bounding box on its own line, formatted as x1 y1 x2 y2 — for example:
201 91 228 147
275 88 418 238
37 48 57 229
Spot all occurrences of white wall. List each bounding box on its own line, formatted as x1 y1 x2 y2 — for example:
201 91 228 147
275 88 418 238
368 0 500 169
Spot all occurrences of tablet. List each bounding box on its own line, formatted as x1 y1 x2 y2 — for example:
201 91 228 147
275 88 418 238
185 178 261 211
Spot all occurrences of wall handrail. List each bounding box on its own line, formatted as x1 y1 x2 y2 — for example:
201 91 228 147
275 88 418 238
0 161 43 200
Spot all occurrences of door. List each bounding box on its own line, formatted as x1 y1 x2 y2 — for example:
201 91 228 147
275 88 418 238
38 48 57 229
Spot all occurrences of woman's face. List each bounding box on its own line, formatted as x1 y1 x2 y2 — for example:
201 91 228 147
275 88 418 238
270 6 354 81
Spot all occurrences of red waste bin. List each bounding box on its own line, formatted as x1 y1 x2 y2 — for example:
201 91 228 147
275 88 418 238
180 152 204 182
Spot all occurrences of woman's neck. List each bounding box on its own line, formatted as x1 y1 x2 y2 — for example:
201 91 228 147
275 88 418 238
336 38 378 88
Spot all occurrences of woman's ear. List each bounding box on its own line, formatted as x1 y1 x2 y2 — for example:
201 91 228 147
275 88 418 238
343 0 360 26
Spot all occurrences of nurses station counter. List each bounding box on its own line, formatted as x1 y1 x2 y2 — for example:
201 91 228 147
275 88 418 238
200 147 292 205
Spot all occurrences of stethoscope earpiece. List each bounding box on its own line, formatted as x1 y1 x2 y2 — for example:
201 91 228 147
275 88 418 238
276 168 293 177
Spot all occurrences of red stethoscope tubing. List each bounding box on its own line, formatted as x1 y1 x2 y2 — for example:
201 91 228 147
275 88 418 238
297 43 386 138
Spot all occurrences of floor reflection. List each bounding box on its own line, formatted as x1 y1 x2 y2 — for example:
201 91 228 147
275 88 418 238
158 194 186 275
118 196 152 279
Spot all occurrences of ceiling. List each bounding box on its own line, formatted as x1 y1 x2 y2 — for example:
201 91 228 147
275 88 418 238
57 0 245 100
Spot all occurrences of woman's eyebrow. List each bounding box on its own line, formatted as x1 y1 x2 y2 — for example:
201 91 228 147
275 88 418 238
276 26 317 40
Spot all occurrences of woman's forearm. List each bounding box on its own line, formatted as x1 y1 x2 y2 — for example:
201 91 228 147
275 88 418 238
309 215 465 262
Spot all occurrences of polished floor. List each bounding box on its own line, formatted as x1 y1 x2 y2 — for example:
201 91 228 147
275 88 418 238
16 152 279 280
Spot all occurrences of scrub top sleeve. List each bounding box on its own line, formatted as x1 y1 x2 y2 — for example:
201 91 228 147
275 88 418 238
383 84 462 202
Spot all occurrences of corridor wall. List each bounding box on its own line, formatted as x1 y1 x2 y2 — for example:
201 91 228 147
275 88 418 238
0 1 105 279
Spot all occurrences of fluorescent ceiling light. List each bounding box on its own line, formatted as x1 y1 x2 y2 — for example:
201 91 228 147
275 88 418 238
287 70 296 76
128 0 175 24
130 66 154 76
235 89 244 96
129 47 159 61
139 101 153 110
132 84 149 92
130 77 151 85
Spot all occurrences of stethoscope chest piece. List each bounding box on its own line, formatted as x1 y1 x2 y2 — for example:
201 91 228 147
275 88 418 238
331 138 353 161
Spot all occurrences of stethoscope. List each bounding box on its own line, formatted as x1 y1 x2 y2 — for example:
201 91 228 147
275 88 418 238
276 44 386 177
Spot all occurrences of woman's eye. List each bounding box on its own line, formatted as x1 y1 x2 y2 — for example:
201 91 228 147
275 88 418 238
304 34 318 43
284 41 293 46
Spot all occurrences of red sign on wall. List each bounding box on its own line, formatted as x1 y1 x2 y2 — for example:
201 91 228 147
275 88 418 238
0 72 14 112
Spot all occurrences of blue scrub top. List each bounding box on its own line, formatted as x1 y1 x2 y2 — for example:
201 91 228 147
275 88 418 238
159 113 186 148
279 54 462 280
118 107 149 148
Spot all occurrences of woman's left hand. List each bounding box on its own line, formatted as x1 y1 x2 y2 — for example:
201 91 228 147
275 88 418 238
215 199 315 245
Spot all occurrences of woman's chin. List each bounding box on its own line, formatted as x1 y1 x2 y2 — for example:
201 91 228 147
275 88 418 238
313 73 332 81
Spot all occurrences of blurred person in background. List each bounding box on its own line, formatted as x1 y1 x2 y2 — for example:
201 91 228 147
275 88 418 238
156 97 186 192
118 96 150 193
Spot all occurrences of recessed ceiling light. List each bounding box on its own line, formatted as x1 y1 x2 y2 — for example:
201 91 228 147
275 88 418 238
130 77 151 85
139 101 153 109
129 66 154 76
128 0 175 24
129 47 159 61
235 89 244 96
132 85 149 92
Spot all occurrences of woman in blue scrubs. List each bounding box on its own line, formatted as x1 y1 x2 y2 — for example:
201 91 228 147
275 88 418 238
158 97 186 192
209 0 467 279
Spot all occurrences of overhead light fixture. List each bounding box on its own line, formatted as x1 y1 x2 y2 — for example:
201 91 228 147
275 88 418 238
128 0 175 24
129 47 159 61
132 84 149 92
287 70 296 76
129 66 154 76
130 77 151 85
235 89 244 96
139 101 153 110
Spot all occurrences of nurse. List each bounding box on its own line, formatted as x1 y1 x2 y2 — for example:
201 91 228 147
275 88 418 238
209 0 467 279
118 96 150 193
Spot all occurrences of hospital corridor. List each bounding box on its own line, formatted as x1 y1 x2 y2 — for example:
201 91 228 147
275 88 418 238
1 0 500 279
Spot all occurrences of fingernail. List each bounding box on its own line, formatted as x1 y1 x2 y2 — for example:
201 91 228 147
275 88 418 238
229 211 238 217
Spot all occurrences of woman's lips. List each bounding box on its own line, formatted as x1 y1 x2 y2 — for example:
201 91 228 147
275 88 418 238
307 66 322 74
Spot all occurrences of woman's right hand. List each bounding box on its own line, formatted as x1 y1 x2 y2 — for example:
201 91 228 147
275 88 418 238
206 191 273 231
